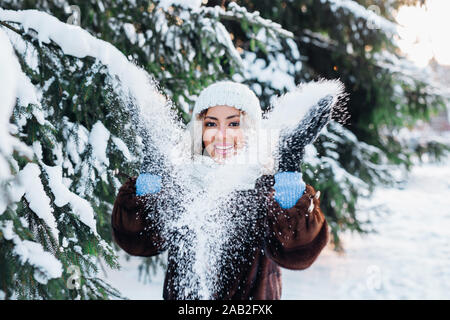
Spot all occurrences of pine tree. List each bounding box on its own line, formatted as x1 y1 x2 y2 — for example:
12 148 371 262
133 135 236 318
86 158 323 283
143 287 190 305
0 16 134 299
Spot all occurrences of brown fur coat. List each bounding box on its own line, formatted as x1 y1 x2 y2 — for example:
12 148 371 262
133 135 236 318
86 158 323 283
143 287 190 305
111 175 328 300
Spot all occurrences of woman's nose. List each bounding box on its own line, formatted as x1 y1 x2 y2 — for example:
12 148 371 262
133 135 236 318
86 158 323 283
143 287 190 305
215 126 228 142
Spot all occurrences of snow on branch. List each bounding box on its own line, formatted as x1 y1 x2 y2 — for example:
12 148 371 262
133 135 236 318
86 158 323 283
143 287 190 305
374 50 450 98
0 28 33 179
157 0 203 10
43 164 98 235
1 220 62 284
321 0 398 34
199 2 294 39
0 8 183 143
0 27 34 215
13 163 59 240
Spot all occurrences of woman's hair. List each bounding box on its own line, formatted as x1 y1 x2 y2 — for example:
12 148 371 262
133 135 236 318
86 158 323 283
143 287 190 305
197 108 246 120
199 109 207 153
198 109 208 118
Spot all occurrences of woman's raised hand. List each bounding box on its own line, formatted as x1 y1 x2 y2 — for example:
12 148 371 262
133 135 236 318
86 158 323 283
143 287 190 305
273 171 306 210
135 173 162 196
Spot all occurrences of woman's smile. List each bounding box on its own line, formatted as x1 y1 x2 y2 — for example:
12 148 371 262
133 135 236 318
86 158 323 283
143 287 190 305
214 144 234 155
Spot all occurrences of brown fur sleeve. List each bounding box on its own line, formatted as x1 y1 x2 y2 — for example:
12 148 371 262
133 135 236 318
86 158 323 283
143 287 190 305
264 184 329 270
111 176 166 257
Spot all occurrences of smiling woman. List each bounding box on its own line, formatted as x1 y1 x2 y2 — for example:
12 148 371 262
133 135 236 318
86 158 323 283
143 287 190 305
187 81 264 163
111 80 343 299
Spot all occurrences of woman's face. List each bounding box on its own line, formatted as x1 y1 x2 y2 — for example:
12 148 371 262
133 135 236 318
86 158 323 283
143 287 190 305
202 105 245 162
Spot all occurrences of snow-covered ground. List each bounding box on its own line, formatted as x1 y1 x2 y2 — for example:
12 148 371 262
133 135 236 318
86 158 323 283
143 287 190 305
282 154 450 299
102 154 450 300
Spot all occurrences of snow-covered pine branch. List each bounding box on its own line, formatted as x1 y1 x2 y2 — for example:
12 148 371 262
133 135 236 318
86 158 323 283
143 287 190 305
0 7 173 298
321 0 398 34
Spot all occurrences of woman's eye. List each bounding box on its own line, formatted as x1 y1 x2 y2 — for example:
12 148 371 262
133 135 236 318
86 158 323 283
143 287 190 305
205 122 216 127
229 122 240 127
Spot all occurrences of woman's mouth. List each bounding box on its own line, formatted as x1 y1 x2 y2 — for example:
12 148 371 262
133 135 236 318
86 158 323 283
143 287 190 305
214 144 234 155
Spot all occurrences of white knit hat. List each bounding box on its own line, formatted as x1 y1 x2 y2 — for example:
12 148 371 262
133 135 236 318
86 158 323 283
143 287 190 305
193 81 262 124
175 80 270 167
171 80 274 174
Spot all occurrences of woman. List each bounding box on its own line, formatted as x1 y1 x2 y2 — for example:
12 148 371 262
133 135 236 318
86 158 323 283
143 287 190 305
111 81 330 299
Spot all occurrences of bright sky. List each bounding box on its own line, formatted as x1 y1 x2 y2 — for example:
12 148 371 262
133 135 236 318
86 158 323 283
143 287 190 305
395 0 450 67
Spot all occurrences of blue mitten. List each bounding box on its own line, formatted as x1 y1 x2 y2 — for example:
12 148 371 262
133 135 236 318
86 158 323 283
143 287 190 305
274 172 306 209
135 173 162 196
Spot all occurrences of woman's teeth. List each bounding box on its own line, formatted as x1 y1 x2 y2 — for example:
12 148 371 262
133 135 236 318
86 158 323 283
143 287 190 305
215 145 233 150
215 145 234 154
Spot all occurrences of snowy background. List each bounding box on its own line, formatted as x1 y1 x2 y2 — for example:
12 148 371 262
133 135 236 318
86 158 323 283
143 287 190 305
102 146 450 300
